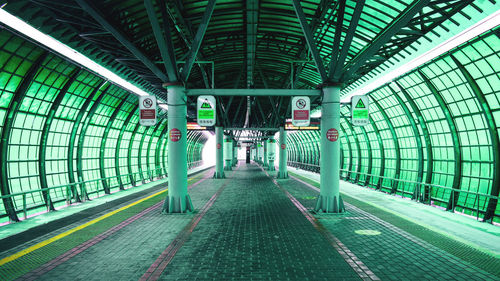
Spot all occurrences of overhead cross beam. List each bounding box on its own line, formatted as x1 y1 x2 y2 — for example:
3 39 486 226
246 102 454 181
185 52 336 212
180 0 217 82
144 0 179 82
291 0 328 82
75 0 169 82
341 0 430 82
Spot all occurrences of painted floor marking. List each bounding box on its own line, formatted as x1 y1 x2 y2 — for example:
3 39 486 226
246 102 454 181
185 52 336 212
289 173 497 279
0 170 210 267
140 165 239 281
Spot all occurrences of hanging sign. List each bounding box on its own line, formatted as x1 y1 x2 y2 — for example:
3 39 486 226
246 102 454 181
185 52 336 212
326 128 338 142
169 128 181 142
291 96 310 127
351 95 369 126
139 96 157 126
197 95 216 127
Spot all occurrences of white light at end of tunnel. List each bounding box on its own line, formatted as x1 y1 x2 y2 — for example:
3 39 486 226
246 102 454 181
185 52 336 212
0 8 151 98
202 134 216 167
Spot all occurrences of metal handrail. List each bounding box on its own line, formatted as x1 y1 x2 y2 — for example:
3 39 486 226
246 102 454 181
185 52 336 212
1 160 204 220
287 160 498 221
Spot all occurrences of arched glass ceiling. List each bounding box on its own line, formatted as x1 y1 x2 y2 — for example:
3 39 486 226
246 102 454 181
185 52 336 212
287 26 500 223
0 29 208 223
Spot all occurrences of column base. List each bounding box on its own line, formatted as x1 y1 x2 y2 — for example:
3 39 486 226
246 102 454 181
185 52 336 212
213 171 225 179
162 194 194 213
268 163 275 171
314 195 345 213
277 171 288 179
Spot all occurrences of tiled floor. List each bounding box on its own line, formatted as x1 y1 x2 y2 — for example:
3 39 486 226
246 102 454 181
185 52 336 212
0 162 498 281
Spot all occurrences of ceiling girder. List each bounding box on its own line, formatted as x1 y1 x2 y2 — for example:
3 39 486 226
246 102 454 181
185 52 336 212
180 0 217 82
246 0 259 88
329 0 365 82
341 0 431 82
75 0 169 82
144 0 179 82
291 0 327 83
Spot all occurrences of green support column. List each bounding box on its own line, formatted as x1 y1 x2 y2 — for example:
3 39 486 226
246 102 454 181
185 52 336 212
224 136 232 171
162 84 193 213
278 126 288 178
263 138 269 168
214 126 225 178
315 85 344 213
232 140 237 167
268 137 276 171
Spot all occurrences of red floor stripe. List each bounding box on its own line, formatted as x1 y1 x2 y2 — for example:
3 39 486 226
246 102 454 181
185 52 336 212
262 167 380 281
17 169 214 281
140 165 238 281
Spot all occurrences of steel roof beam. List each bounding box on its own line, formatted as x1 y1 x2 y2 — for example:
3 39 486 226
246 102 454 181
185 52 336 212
246 0 259 87
341 0 430 82
180 0 217 82
144 0 179 82
75 0 169 82
329 0 365 81
291 0 327 82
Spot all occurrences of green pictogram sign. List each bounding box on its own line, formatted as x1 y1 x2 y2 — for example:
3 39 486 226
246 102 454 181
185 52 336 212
201 101 212 108
355 99 366 108
197 95 216 126
351 95 369 126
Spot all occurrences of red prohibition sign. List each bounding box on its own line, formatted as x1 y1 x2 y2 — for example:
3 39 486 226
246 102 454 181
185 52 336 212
169 128 181 142
281 143 286 149
326 128 338 142
217 143 222 149
143 98 153 108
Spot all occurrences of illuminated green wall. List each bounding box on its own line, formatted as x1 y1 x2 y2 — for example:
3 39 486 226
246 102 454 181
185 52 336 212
288 27 500 223
0 30 207 223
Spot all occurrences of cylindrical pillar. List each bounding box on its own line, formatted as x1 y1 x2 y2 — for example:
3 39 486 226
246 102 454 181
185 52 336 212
214 126 225 178
232 141 237 167
267 137 276 171
278 126 288 178
263 139 268 168
257 143 263 163
162 85 193 213
315 85 344 213
224 136 232 171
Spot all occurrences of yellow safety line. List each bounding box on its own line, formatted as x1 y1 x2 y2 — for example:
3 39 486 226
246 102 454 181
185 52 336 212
0 174 202 266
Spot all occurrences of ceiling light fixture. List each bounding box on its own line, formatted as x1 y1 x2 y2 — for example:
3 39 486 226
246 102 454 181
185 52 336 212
0 8 169 110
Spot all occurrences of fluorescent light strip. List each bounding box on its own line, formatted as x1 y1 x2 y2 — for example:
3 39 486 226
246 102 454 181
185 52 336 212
340 9 500 103
0 8 170 109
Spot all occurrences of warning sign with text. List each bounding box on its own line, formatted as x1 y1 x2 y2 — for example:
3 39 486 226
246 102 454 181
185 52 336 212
139 96 157 126
291 96 310 127
351 95 369 126
197 95 216 127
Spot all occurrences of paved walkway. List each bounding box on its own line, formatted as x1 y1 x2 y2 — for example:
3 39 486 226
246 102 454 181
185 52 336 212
0 162 498 281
